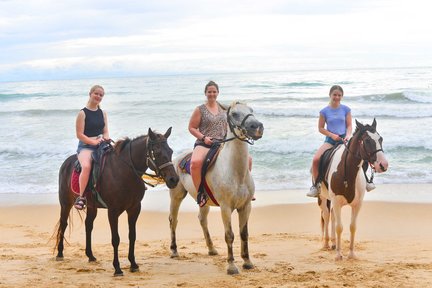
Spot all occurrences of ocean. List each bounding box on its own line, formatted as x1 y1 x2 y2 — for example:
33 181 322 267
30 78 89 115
1 67 431 206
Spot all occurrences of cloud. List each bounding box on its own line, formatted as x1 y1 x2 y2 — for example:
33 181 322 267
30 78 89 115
1 0 432 81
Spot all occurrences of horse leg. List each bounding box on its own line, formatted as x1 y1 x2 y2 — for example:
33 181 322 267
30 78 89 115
320 200 331 250
330 207 336 250
127 203 141 272
56 203 72 260
169 185 187 258
238 203 253 270
198 205 218 256
85 206 98 262
220 206 238 275
108 209 123 276
333 202 343 261
348 204 361 259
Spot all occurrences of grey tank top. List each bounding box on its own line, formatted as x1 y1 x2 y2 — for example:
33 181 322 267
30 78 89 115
196 103 227 143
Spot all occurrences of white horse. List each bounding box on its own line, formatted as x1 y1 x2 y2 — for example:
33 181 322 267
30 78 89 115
169 102 264 274
318 119 388 260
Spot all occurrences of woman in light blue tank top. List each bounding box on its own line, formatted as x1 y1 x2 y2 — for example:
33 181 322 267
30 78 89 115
307 85 352 197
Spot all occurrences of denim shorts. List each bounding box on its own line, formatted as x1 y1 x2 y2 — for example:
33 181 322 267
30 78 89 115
324 134 345 146
77 141 98 154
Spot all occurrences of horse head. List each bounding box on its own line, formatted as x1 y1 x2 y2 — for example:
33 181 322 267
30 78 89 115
355 119 388 173
147 127 179 188
227 101 264 143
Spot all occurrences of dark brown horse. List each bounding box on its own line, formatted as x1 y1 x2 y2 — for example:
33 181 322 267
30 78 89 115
54 127 179 276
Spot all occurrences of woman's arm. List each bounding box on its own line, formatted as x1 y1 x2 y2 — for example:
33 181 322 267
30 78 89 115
344 111 352 141
102 110 110 140
188 107 204 140
75 110 101 146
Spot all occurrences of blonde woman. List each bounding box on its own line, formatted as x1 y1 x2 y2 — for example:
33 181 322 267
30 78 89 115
74 85 110 209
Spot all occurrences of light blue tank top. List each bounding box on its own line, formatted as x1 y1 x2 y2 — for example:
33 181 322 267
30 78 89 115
320 104 351 136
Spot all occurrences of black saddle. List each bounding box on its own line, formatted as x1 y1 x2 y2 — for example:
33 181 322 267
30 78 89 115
316 144 343 189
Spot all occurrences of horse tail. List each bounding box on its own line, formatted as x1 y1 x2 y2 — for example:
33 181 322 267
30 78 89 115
51 204 84 254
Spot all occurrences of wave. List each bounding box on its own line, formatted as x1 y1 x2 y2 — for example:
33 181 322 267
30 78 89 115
256 108 432 119
0 92 51 101
0 109 77 116
241 81 324 89
354 91 432 104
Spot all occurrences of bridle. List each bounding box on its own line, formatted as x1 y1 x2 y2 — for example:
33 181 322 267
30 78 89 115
343 128 384 186
126 136 174 186
223 105 256 145
344 128 384 165
145 137 174 175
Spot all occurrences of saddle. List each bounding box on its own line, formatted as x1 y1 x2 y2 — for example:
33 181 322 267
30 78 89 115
71 140 113 208
178 143 222 207
316 144 343 190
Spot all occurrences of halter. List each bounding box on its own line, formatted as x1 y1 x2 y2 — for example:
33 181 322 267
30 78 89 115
225 105 255 145
126 136 174 187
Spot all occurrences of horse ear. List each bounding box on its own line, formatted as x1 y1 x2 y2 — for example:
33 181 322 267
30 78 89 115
164 127 172 139
372 118 377 129
355 119 363 129
148 128 156 140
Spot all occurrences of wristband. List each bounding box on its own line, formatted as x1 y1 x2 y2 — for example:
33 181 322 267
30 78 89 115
201 135 206 142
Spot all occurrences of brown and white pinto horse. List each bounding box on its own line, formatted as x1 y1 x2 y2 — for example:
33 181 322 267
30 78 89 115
318 119 388 260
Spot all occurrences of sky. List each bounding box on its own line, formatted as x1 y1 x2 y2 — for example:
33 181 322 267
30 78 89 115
1 0 431 82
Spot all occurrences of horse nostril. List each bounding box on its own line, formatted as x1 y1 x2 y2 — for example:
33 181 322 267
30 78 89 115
380 163 387 172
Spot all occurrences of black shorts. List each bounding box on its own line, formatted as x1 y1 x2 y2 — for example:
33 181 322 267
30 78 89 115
194 142 212 149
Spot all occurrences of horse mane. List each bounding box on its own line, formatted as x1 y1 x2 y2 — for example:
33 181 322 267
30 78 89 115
114 135 148 155
229 101 246 108
353 123 376 138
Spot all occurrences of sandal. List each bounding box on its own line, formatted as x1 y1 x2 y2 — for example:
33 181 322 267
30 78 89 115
197 191 208 207
74 196 87 210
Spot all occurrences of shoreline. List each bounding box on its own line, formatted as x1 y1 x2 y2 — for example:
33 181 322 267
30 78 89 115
0 183 431 210
1 199 432 287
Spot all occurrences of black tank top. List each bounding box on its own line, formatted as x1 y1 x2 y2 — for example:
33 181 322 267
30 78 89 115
82 107 105 137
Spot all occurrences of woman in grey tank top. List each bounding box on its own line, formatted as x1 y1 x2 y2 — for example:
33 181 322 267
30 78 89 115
188 81 227 203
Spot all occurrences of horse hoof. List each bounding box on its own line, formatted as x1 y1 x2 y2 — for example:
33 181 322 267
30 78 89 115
227 265 239 275
208 249 218 256
170 251 179 258
114 271 124 277
56 256 64 261
242 262 254 270
88 257 97 262
130 266 140 273
348 253 357 260
335 255 343 261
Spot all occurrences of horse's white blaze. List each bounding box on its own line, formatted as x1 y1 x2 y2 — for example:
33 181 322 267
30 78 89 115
366 131 388 172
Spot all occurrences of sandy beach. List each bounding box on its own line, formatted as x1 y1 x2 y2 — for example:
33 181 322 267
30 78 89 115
1 184 432 287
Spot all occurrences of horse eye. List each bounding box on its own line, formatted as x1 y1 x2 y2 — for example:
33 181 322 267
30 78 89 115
231 112 239 118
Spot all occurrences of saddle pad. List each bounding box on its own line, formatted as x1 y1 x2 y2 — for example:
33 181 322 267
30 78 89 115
178 152 192 174
71 169 82 195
